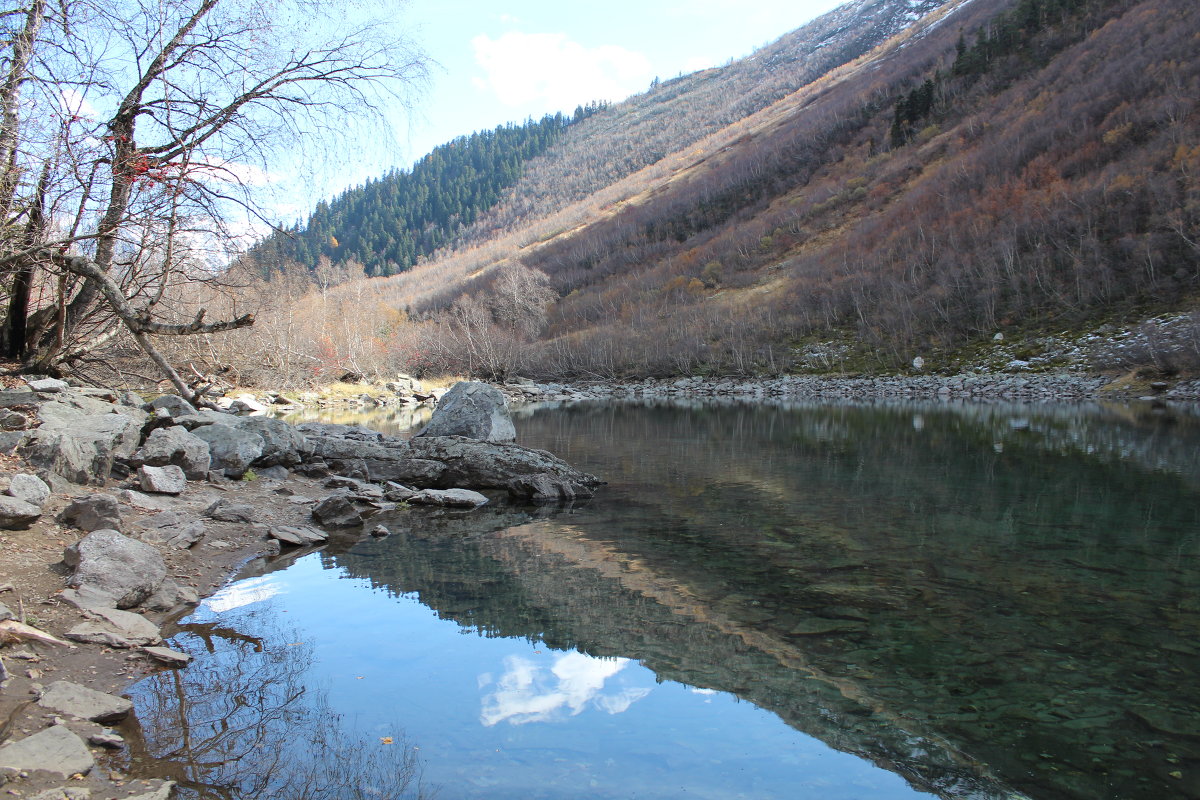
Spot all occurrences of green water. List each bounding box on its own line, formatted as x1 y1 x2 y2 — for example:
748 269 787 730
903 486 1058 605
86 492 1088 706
128 400 1200 799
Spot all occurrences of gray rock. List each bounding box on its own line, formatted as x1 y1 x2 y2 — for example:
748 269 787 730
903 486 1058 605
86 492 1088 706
64 606 161 647
0 601 11 621
147 394 198 417
138 464 188 495
415 381 516 443
0 389 39 407
122 782 176 800
27 377 69 393
37 680 133 722
507 473 596 501
59 494 123 532
268 525 329 546
256 464 289 480
121 390 146 407
229 394 268 413
7 473 50 507
190 423 264 478
234 416 309 467
410 488 490 508
0 430 28 455
369 524 391 537
89 730 125 749
20 413 142 485
0 495 42 529
204 498 256 522
143 578 199 611
310 494 370 528
408 436 601 494
29 786 94 800
143 646 192 666
117 489 173 512
0 724 93 778
134 511 205 549
59 586 119 611
304 435 446 485
64 529 166 608
0 409 28 430
137 425 211 480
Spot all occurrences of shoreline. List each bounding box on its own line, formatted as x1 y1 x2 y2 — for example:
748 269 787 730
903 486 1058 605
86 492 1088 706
0 373 1195 798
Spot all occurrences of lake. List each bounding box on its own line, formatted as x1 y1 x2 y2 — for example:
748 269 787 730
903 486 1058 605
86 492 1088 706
126 399 1200 799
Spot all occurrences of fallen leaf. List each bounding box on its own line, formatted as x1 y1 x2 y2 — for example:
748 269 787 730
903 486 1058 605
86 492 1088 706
380 737 393 744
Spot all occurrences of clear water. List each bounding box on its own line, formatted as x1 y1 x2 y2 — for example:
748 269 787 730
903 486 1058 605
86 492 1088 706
126 400 1200 800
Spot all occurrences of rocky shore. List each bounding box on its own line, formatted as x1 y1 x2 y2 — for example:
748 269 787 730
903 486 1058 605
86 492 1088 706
0 379 597 799
499 372 1200 404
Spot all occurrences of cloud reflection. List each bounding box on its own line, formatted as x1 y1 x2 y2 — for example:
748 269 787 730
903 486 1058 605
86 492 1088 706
480 651 651 727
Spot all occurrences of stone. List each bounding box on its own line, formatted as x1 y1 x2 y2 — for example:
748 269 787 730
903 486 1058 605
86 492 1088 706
64 529 166 608
0 430 28 455
117 489 173 512
20 413 142 485
268 525 329 546
29 787 94 800
138 464 187 494
59 494 123 532
137 425 211 480
190 423 264 478
257 464 289 480
0 495 42 529
121 390 146 407
143 646 192 666
143 578 200 611
369 524 391 537
415 381 517 443
410 488 489 508
134 511 205 549
311 493 372 528
122 781 176 800
0 724 94 778
59 586 119 611
0 389 39 407
204 498 256 522
7 473 50 507
27 377 69 393
0 409 27 430
229 393 268 413
0 601 11 621
88 731 125 749
146 394 198 417
64 606 161 648
507 473 595 501
37 680 133 723
234 416 309 467
407 436 602 494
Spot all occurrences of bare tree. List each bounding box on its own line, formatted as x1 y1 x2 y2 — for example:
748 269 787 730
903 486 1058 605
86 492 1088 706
0 0 425 399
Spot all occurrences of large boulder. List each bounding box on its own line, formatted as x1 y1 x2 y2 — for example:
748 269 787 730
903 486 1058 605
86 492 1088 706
7 473 50 507
234 416 309 467
407 436 602 496
138 464 188 495
60 493 123 532
63 528 167 608
136 425 211 479
190 423 264 478
0 495 41 529
21 412 143 485
305 434 446 485
415 381 517 443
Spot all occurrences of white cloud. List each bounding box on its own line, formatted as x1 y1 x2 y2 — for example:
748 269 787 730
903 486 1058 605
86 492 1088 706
480 651 651 727
471 31 653 111
59 88 97 119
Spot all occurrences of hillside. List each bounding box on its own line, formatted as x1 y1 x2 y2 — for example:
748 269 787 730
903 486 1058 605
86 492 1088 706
187 0 1199 387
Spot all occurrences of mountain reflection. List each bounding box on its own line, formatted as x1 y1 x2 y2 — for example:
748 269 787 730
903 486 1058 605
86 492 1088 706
321 400 1199 800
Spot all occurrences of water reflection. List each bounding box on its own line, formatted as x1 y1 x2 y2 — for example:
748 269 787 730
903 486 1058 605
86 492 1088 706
480 652 650 726
130 399 1199 800
125 596 431 800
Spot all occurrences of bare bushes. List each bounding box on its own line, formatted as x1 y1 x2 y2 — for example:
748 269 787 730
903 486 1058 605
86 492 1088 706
1089 312 1200 374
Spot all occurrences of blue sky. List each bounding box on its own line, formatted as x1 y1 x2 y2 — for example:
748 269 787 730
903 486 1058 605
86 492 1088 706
292 0 844 214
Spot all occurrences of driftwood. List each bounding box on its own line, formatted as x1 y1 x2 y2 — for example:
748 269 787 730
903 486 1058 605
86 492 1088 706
0 619 76 648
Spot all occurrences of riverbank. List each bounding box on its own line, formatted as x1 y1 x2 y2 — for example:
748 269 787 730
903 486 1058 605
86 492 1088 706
0 379 598 799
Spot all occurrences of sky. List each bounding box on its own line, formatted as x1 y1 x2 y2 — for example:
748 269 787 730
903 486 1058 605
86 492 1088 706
298 0 845 214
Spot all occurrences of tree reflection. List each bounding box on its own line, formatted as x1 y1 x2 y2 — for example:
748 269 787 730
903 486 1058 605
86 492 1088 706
126 602 433 800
